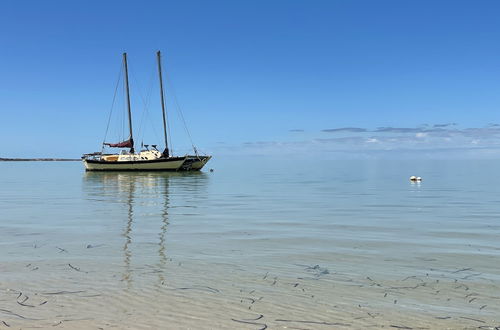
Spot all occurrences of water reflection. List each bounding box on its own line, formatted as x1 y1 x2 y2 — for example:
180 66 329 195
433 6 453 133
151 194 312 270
82 171 209 287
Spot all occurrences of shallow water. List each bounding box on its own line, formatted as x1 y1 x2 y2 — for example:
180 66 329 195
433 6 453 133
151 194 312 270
0 158 499 329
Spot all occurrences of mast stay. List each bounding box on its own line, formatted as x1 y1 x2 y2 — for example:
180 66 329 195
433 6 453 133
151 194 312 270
103 52 135 152
123 52 135 153
157 51 170 157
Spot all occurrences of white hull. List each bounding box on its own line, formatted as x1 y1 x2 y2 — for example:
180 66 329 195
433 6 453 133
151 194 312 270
83 157 186 171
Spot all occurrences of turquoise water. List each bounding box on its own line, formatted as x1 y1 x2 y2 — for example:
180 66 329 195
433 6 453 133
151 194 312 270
0 158 499 329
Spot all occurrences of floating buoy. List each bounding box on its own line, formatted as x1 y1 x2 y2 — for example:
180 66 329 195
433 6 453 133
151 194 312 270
410 176 422 182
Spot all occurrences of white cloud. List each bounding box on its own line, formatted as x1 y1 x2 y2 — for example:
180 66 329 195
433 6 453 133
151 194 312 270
416 132 427 138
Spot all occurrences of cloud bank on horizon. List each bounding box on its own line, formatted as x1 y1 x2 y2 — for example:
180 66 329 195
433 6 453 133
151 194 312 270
235 123 500 158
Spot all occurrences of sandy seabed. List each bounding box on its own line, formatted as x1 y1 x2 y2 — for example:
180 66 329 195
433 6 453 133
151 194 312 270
0 251 498 330
2 161 500 329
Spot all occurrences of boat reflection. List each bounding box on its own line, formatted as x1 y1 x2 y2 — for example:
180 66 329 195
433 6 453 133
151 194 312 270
82 171 209 288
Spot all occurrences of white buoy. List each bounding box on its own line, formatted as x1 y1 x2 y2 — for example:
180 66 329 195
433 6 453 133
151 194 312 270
410 176 422 182
416 176 422 181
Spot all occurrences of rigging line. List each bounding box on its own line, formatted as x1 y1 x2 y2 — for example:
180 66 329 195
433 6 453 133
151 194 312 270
121 74 126 142
137 62 157 144
161 73 173 154
163 70 197 154
129 65 161 147
139 117 162 151
157 55 173 154
131 66 153 140
140 71 153 142
121 55 128 143
141 61 162 147
101 62 123 151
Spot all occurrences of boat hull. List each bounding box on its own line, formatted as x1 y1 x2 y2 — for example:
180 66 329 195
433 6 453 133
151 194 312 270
190 155 211 170
180 155 212 171
83 157 186 171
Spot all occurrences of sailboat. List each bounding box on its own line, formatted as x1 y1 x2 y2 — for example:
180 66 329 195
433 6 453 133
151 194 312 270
82 52 211 171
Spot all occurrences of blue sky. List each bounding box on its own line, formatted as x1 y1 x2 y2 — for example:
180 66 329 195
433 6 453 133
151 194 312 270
1 0 500 158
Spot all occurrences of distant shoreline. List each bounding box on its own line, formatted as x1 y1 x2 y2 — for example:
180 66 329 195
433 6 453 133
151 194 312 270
0 158 80 161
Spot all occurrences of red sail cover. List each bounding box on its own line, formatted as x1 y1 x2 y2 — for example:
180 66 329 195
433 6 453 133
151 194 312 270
104 139 133 148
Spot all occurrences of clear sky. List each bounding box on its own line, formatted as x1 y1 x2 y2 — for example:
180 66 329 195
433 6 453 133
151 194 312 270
1 0 500 158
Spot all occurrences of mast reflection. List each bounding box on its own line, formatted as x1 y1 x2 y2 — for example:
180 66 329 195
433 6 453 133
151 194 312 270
82 171 208 288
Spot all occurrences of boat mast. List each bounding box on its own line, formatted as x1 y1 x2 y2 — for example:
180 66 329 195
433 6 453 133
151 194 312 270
157 51 170 157
123 52 135 153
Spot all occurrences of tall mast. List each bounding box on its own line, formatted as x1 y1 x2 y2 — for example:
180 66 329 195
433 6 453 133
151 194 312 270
123 52 135 153
157 51 169 157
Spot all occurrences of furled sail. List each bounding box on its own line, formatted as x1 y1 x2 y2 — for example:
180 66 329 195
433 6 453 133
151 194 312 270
103 138 134 148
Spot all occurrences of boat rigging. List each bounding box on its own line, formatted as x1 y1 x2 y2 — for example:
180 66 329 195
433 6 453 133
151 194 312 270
82 51 211 171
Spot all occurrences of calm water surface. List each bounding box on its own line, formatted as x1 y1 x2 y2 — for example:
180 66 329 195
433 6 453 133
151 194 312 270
0 158 499 329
